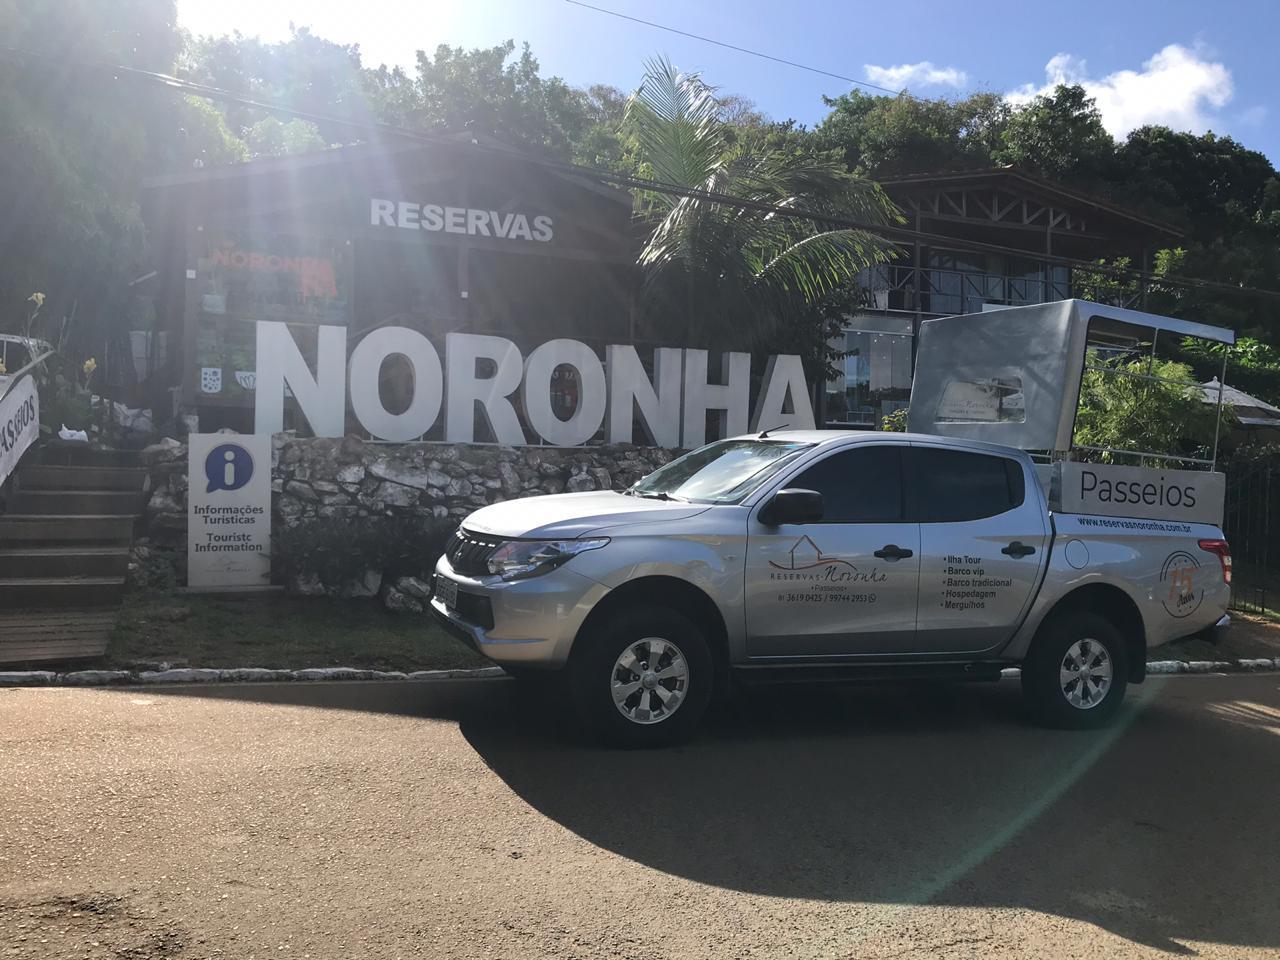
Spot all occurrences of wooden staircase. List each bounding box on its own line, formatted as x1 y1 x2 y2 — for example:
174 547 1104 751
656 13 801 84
0 446 145 664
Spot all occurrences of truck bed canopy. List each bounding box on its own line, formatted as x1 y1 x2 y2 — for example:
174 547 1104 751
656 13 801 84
906 299 1234 458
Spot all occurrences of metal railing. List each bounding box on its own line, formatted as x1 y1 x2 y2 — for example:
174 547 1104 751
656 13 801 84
1225 458 1274 615
0 345 53 404
856 263 1137 316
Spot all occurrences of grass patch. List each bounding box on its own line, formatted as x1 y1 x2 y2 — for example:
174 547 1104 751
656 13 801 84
1150 613 1280 663
107 593 488 672
103 589 1280 673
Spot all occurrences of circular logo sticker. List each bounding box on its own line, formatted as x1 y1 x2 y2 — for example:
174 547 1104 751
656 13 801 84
1159 550 1203 619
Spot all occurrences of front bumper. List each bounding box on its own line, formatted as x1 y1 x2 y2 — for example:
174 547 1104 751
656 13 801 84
428 555 609 668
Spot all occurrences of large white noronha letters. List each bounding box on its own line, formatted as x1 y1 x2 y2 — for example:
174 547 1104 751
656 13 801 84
253 321 814 447
349 326 444 442
606 345 682 447
254 322 347 437
444 333 525 445
521 339 608 447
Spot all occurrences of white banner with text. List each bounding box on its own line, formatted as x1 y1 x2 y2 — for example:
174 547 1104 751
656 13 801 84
0 375 39 488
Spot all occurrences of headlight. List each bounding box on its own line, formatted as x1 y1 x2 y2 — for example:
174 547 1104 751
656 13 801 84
486 538 609 580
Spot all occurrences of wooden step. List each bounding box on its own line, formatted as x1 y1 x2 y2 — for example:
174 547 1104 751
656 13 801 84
34 444 141 468
18 464 147 492
0 608 115 664
6 489 144 516
0 514 136 544
0 577 126 608
0 545 130 579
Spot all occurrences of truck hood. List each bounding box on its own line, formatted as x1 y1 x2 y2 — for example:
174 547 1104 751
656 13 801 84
462 491 710 539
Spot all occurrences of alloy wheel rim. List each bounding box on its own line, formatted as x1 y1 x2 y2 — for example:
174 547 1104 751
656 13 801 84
611 637 689 725
1059 638 1113 710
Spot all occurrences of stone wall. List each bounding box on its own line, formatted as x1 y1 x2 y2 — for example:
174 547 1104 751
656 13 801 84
140 435 678 599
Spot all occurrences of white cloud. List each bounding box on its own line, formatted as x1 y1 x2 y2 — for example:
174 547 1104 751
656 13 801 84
1008 44 1234 137
864 61 968 91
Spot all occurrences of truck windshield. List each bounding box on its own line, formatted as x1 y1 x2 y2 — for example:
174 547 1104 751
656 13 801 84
629 439 814 504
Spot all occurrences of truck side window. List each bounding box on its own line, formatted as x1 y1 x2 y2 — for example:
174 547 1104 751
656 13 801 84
908 448 1025 522
786 446 904 523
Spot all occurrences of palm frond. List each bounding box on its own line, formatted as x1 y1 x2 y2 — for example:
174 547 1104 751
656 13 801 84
626 59 903 350
754 229 894 304
624 57 724 194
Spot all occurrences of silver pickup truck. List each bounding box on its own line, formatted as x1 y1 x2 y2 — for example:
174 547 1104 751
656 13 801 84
431 430 1232 746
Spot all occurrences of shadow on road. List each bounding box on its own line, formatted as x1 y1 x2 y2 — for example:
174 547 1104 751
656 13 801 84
157 675 1280 954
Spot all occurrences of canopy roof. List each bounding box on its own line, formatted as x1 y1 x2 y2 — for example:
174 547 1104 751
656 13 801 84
1202 377 1280 427
908 299 1235 453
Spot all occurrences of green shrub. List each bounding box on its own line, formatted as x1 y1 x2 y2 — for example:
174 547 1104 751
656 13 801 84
880 407 909 432
1074 354 1229 464
274 516 455 586
127 545 183 595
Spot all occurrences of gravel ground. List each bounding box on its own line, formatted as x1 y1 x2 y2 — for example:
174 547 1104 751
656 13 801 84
1 674 1278 959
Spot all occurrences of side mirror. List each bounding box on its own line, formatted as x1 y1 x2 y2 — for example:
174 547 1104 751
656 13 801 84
759 488 824 526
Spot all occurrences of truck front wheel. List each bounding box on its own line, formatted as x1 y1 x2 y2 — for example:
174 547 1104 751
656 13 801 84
1022 611 1129 729
570 607 713 748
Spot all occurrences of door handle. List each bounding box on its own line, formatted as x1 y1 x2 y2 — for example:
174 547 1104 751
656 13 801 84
873 544 913 561
1002 541 1036 559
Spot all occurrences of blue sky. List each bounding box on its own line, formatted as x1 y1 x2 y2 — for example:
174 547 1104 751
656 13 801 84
177 0 1279 162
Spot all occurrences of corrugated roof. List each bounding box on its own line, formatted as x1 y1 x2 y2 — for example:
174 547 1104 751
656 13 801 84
143 133 633 205
1202 377 1280 418
878 165 1184 238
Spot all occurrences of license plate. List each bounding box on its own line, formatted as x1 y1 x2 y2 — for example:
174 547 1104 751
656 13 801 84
435 575 459 610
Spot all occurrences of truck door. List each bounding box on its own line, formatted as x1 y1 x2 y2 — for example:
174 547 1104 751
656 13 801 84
745 444 921 658
907 445 1049 653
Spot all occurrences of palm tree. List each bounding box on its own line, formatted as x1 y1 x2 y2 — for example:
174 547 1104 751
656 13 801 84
625 57 901 369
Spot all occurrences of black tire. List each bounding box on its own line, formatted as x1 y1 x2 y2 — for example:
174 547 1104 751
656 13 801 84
570 607 713 748
1022 610 1129 729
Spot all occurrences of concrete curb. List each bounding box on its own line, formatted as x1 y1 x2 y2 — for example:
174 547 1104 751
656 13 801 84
995 659 1279 680
1 661 1277 689
0 666 508 687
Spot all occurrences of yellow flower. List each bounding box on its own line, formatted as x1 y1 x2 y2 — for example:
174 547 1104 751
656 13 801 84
83 357 97 375
28 292 45 308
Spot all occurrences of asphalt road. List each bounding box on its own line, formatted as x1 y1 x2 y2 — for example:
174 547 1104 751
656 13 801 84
1 674 1277 960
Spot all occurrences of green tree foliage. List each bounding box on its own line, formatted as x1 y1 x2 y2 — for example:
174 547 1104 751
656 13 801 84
880 407 909 432
1073 355 1226 463
1179 335 1280 406
0 0 180 347
993 85 1115 182
172 96 251 166
814 90 1009 176
182 27 372 144
364 40 596 158
1116 127 1275 236
1071 257 1139 306
1120 131 1280 344
625 58 900 375
244 116 327 158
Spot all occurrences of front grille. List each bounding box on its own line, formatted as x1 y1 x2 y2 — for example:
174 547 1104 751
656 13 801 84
446 529 503 576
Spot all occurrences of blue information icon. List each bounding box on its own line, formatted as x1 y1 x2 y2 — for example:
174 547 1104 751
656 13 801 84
205 443 255 493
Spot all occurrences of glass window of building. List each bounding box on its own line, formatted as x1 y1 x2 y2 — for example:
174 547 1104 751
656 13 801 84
924 249 1071 314
824 315 913 428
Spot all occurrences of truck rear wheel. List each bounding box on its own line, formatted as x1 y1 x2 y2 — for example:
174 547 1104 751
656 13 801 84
570 607 713 748
1022 611 1129 729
